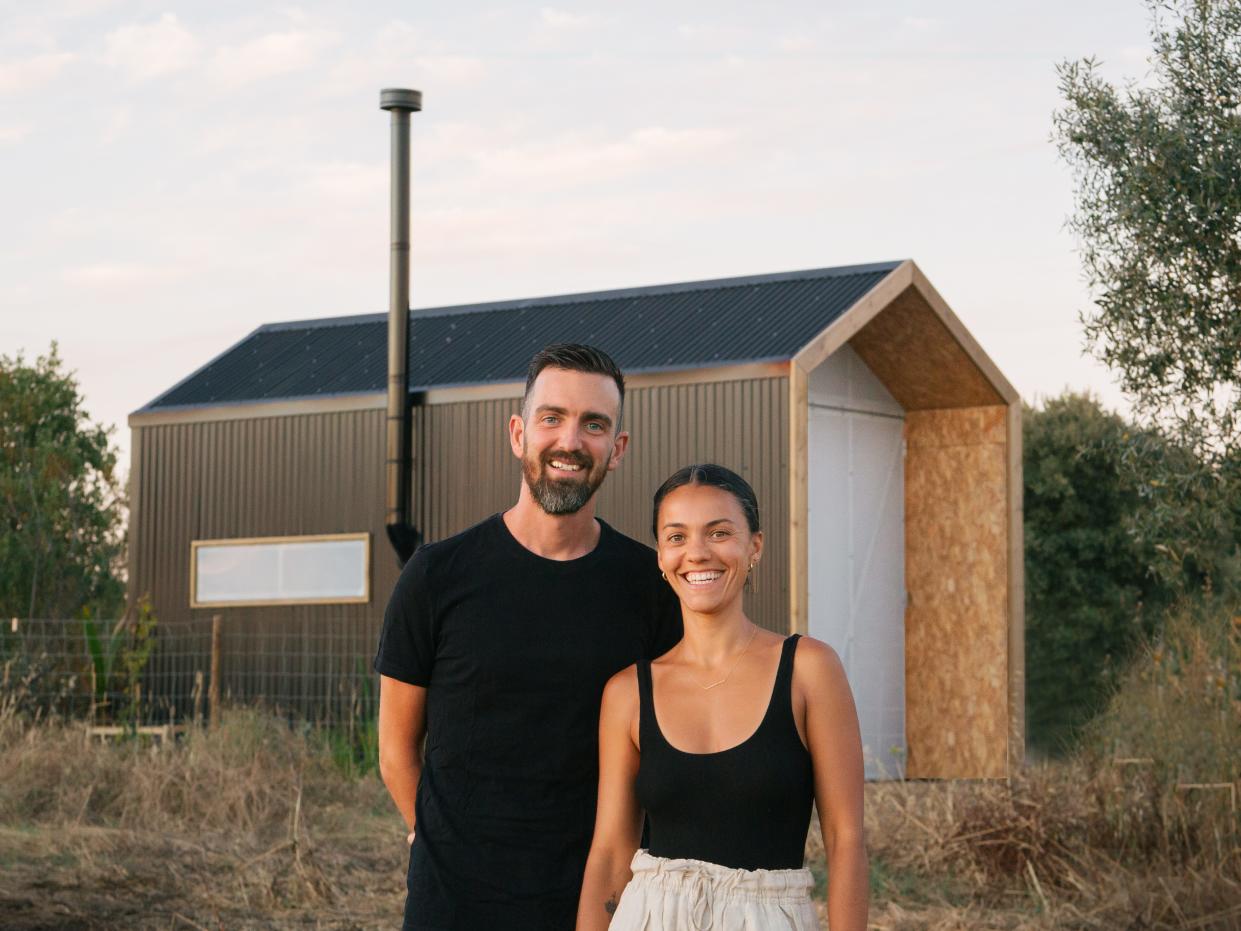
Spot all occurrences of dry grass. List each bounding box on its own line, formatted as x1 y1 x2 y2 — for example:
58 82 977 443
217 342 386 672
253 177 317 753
0 706 405 929
1 602 1237 929
802 600 1241 931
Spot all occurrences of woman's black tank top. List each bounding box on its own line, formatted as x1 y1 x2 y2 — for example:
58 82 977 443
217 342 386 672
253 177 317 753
634 634 815 871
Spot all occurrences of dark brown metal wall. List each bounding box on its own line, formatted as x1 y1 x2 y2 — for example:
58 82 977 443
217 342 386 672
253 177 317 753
131 409 393 626
408 377 791 632
128 373 791 704
591 377 790 632
130 409 394 713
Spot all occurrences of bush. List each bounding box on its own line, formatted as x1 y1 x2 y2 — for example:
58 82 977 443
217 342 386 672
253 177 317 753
1084 597 1240 790
1023 393 1178 753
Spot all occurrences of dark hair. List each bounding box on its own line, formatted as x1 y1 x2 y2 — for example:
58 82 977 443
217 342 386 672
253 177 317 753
651 464 761 538
523 343 625 425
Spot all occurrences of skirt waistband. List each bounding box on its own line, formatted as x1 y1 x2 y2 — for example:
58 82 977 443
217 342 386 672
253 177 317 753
628 849 814 900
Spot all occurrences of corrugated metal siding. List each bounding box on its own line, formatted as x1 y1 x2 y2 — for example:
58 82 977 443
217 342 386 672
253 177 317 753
130 408 394 716
128 374 790 708
131 408 393 627
592 377 790 633
407 377 790 633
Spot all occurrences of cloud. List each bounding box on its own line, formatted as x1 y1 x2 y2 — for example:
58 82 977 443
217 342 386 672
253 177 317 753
778 36 817 53
302 161 386 200
474 125 736 188
103 13 198 80
418 55 487 83
539 8 597 30
327 21 487 94
99 106 131 143
901 16 936 31
63 262 183 289
0 51 74 95
208 28 338 89
0 124 30 145
677 23 747 44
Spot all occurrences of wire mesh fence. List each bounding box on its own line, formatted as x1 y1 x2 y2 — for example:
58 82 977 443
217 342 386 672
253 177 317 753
1 616 381 729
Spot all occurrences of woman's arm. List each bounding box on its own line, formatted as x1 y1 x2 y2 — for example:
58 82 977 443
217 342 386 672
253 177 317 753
576 666 644 931
797 639 868 931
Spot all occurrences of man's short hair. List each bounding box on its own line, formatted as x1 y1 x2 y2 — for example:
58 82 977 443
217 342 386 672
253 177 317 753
523 343 626 427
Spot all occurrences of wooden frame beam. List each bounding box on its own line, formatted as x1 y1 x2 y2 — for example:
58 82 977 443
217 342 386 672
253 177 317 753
788 361 809 635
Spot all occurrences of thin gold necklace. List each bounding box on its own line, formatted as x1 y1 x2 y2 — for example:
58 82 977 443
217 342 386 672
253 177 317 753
695 624 760 690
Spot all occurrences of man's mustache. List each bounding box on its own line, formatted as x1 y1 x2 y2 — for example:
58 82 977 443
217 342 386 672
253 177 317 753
541 450 594 471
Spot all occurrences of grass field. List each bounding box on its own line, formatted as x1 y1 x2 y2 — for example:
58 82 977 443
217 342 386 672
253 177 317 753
1 705 1237 931
2 605 1237 930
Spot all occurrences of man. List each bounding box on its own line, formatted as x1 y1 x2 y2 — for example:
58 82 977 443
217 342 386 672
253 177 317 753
374 343 682 931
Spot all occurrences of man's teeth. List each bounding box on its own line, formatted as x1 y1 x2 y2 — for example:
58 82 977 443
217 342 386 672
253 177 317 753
685 571 723 584
550 460 582 472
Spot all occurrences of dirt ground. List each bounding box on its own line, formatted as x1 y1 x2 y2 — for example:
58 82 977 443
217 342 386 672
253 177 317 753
0 803 1057 931
0 820 406 930
2 712 1235 930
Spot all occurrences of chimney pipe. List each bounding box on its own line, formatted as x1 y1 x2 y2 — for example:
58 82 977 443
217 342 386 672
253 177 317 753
381 87 422 565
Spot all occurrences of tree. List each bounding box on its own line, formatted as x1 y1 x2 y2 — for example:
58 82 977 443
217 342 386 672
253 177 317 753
0 345 125 619
1024 393 1182 753
1053 0 1241 587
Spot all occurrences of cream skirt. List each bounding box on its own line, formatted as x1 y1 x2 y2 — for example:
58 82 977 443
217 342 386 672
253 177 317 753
608 849 820 931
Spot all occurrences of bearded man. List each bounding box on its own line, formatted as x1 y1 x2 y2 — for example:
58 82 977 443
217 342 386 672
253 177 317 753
374 343 682 931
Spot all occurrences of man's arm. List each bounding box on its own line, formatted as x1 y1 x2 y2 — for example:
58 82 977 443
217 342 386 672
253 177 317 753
378 674 428 842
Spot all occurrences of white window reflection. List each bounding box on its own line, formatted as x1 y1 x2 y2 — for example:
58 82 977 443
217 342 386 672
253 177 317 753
192 534 369 606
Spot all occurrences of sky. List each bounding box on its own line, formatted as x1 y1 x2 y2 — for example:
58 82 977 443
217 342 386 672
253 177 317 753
2 1 1159 476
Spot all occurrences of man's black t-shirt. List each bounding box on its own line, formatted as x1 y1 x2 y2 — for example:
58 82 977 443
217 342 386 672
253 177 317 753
373 514 682 931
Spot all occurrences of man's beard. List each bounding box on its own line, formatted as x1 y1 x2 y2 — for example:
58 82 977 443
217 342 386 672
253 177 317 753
522 446 609 515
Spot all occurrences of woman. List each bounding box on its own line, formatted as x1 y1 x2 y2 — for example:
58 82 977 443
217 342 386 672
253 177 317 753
577 464 868 931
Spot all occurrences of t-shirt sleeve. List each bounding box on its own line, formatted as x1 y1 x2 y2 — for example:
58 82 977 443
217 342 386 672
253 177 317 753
645 571 683 660
373 545 438 686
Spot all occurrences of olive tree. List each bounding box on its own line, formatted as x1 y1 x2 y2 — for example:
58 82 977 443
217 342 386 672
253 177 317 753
1053 0 1241 586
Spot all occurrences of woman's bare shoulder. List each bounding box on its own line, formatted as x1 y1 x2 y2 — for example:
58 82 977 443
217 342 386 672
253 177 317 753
791 635 849 689
601 663 640 707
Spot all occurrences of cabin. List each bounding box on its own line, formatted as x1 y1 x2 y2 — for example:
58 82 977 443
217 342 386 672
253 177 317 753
128 259 1023 778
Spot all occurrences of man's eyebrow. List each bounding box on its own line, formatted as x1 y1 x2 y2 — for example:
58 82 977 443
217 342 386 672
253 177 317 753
532 404 614 427
582 410 614 427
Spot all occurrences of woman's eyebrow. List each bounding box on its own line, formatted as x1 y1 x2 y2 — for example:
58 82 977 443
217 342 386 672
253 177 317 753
660 518 737 530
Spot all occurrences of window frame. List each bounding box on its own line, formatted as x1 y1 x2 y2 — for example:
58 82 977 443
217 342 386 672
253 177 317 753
189 532 371 608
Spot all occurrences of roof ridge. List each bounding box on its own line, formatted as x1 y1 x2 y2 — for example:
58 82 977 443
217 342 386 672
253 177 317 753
257 261 906 334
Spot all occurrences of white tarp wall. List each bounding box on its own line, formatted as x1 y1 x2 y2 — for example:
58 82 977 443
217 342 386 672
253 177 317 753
806 345 907 779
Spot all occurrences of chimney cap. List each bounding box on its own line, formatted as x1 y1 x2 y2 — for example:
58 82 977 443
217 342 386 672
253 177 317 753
380 88 423 112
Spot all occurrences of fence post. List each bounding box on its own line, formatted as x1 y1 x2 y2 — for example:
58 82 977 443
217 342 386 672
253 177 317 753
192 670 204 727
209 615 222 731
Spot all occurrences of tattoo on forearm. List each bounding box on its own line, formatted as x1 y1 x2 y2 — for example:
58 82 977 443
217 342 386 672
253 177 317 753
605 892 618 915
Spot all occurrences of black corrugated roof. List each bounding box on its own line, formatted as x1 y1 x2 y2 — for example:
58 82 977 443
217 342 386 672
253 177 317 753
140 262 902 411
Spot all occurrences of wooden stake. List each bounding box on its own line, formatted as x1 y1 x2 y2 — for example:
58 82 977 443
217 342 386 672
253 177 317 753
192 670 203 728
209 615 222 731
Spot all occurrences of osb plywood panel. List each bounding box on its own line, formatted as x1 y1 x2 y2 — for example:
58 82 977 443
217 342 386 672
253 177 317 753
850 286 1005 411
904 407 1009 779
906 406 1007 448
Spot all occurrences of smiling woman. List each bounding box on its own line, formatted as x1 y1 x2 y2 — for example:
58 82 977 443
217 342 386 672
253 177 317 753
576 464 869 931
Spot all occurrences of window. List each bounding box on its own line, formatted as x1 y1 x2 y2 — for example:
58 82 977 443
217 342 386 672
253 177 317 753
190 533 370 607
